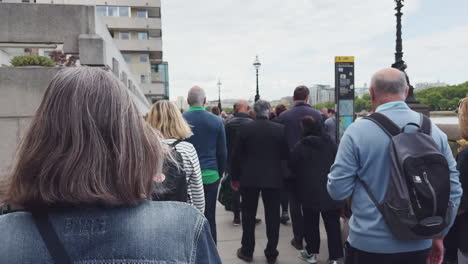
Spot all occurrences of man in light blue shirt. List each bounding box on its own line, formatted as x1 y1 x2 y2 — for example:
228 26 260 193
328 68 462 263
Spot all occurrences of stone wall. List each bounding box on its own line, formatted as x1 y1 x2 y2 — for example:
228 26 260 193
0 67 60 178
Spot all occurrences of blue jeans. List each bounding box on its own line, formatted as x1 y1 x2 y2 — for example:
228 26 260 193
204 180 220 244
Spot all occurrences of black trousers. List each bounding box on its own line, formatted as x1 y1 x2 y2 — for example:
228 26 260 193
280 188 289 213
303 208 343 260
240 187 281 258
344 242 429 264
289 192 304 243
203 180 220 244
232 190 241 219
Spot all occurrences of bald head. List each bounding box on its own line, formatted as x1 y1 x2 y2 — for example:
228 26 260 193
370 68 408 97
187 86 206 106
235 99 249 114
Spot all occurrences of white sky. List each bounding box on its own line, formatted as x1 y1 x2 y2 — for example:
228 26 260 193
162 0 468 101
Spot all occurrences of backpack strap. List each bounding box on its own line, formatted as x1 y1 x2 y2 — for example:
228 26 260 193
170 140 182 148
362 113 400 137
420 114 432 136
32 211 72 264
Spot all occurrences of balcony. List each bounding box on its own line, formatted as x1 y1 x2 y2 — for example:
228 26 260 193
114 38 162 52
140 82 165 96
101 16 161 31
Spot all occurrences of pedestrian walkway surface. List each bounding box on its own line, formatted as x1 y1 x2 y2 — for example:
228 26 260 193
216 200 344 264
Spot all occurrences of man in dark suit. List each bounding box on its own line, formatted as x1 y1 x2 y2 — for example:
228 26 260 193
277 85 322 250
225 100 253 225
231 100 289 264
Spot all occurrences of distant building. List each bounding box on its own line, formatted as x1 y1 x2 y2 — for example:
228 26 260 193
310 84 334 105
174 96 189 111
270 96 293 107
414 81 448 92
3 0 169 103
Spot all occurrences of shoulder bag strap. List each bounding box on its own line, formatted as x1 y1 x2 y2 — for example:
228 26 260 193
32 212 72 264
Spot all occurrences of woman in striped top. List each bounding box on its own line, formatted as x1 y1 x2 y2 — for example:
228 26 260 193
147 100 205 213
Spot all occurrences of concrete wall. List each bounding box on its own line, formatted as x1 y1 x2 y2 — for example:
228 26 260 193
0 4 96 54
0 67 60 177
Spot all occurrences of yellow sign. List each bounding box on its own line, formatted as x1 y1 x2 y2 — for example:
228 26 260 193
335 56 355 63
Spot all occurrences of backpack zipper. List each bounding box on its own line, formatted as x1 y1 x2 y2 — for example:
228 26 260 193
423 171 437 216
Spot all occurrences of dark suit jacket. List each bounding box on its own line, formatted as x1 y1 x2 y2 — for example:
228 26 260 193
225 112 253 173
277 102 322 149
231 117 289 189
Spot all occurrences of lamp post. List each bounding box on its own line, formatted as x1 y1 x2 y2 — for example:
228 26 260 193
217 78 222 111
253 55 261 102
392 0 418 104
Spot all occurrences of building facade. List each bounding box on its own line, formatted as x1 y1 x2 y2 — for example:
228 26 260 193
310 84 335 105
3 0 169 103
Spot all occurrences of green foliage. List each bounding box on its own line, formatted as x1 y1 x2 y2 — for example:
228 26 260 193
10 55 54 67
313 94 373 113
310 81 468 113
355 94 372 112
415 82 468 111
312 101 335 110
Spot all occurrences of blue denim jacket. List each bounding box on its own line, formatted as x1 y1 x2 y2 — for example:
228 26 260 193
0 201 221 263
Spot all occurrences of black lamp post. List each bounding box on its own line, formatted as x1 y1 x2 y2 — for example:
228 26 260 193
392 0 418 104
253 55 261 102
217 79 222 111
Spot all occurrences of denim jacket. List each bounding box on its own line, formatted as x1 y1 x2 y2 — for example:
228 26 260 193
0 201 221 263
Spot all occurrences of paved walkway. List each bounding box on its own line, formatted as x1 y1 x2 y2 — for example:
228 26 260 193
216 200 348 264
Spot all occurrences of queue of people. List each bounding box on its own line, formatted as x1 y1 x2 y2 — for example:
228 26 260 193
0 66 466 264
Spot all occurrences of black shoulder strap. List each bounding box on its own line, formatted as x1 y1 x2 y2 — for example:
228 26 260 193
363 113 400 137
356 178 384 215
170 140 182 148
32 212 71 264
420 114 432 135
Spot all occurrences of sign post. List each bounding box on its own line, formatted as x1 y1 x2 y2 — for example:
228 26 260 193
335 56 355 144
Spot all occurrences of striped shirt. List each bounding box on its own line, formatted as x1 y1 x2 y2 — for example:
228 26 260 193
163 139 205 213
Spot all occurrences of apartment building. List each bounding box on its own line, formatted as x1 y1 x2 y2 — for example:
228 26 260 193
2 0 169 103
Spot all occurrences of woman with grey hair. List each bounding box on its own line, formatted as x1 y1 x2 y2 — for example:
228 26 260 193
0 67 220 263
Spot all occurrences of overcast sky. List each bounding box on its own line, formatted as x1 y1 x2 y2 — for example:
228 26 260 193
162 0 468 101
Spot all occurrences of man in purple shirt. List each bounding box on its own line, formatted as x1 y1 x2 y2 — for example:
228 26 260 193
277 85 322 250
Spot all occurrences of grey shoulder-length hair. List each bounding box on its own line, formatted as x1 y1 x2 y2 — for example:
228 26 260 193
1 67 167 209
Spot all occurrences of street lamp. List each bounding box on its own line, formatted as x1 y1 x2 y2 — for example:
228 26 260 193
253 55 261 102
217 78 222 111
392 0 418 104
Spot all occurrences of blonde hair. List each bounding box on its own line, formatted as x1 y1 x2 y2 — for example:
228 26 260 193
147 100 193 140
459 97 468 140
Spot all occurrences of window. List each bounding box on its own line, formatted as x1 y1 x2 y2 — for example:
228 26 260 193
22 0 30 2
136 10 148 18
137 32 148 40
140 74 149 84
96 6 107 16
108 6 119 17
119 6 130 17
151 64 158 72
119 32 130 40
139 54 149 63
122 53 132 63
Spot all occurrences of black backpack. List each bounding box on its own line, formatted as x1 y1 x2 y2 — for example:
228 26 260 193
153 140 190 203
362 113 451 240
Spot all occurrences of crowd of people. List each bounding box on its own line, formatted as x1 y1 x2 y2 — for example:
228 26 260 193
0 66 466 264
